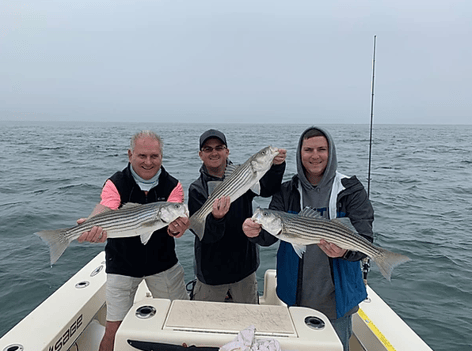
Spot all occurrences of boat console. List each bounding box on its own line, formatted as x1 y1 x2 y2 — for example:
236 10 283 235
114 297 343 351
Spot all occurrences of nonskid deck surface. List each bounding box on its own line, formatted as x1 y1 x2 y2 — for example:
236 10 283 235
165 300 295 336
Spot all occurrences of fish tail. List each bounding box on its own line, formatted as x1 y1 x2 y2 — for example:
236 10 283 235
189 216 205 241
373 247 411 281
35 229 72 265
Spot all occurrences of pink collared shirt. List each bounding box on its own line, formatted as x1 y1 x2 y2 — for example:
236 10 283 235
100 179 185 209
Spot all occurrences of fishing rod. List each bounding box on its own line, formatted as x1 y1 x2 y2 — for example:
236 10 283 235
367 35 376 198
363 35 377 284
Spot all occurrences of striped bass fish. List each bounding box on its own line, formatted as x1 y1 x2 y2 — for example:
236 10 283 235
251 207 410 281
189 146 279 240
36 202 188 265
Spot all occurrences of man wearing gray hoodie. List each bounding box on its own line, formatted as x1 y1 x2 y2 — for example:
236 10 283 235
243 126 374 351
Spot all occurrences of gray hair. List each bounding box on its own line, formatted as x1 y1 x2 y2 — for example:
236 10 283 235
130 130 163 152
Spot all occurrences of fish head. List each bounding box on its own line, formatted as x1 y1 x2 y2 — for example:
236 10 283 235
251 146 279 173
251 208 283 236
158 202 189 223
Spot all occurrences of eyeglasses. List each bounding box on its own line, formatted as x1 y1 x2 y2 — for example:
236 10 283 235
201 145 227 153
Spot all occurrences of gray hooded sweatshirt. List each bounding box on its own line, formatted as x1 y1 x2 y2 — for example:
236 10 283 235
297 127 339 316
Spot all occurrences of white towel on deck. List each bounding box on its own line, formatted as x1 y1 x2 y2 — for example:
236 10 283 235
219 325 281 351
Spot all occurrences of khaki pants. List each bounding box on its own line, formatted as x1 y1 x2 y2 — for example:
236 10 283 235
106 263 189 321
192 272 258 304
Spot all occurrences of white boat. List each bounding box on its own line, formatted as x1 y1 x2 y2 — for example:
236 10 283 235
0 252 432 351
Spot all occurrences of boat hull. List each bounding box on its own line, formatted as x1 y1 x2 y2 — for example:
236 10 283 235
0 252 106 351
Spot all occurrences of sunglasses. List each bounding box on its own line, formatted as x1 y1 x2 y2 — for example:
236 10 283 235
201 145 227 153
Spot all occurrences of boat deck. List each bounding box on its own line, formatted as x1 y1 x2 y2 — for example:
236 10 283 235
0 252 433 351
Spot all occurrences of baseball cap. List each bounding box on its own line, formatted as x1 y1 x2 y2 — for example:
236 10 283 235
199 129 227 149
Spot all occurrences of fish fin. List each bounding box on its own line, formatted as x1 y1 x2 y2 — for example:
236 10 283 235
207 181 222 196
292 244 306 258
86 203 112 219
189 216 205 241
298 208 358 234
139 219 162 244
250 181 261 195
299 207 322 218
252 200 261 213
140 232 153 245
224 164 239 177
120 202 142 210
332 217 357 232
35 228 73 265
373 247 411 281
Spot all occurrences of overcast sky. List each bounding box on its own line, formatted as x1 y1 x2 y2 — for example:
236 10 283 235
1 0 471 124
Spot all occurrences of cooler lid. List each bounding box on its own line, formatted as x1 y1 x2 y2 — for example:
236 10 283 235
164 300 297 337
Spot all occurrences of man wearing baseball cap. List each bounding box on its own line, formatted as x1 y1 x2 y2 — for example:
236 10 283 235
188 129 287 303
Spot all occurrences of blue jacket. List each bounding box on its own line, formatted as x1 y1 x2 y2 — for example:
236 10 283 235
253 172 374 319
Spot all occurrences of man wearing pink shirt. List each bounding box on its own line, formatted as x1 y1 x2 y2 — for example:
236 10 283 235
78 130 189 351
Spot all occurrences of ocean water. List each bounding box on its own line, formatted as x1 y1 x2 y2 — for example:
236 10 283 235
1 121 471 350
